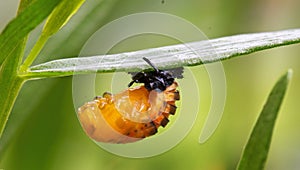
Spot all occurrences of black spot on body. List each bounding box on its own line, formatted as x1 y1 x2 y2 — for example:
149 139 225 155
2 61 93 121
160 117 169 127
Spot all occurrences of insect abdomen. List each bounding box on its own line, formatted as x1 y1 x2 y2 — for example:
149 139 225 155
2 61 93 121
78 82 179 143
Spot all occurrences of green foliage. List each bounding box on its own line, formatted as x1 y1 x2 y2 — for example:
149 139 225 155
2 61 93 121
0 0 61 65
20 0 86 70
0 0 86 138
237 70 292 170
0 0 43 137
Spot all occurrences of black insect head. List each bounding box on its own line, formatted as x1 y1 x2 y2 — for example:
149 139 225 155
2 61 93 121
128 57 175 92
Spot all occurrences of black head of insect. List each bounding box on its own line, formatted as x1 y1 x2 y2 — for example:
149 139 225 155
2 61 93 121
128 57 175 92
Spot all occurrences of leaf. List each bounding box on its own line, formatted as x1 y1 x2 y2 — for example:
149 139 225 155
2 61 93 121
18 0 35 14
0 0 53 139
23 29 300 79
43 0 86 37
20 0 87 70
237 70 292 170
0 0 61 66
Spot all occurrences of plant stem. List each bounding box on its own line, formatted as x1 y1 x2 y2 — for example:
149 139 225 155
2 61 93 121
0 77 24 138
19 34 48 72
0 56 25 138
0 0 36 139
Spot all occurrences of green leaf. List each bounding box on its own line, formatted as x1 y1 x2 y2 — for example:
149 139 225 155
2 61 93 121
0 0 41 138
0 0 61 66
0 0 53 139
20 0 86 70
18 0 35 14
22 29 300 79
237 70 292 170
43 0 86 37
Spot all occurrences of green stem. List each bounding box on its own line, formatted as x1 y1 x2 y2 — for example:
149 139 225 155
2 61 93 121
0 0 35 139
19 34 48 73
0 77 24 137
0 57 25 138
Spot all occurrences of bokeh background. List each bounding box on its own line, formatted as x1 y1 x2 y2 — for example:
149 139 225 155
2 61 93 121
1 0 300 169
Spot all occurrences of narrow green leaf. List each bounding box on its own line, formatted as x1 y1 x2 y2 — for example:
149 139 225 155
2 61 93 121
237 70 292 170
43 0 86 37
20 0 86 70
22 29 300 79
0 0 39 139
0 0 61 66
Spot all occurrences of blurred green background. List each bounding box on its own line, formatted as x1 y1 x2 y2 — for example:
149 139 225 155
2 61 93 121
1 0 300 169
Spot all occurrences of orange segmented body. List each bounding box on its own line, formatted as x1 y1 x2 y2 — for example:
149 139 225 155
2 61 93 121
78 82 179 143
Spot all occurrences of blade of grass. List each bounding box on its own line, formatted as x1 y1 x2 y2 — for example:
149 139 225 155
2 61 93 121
0 0 61 66
20 0 86 71
237 70 292 170
22 29 300 79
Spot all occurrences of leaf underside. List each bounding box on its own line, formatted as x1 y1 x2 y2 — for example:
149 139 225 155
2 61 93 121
24 29 300 79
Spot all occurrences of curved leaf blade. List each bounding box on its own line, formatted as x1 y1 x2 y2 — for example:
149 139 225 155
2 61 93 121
43 0 86 37
0 0 61 65
237 70 292 170
23 29 300 79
